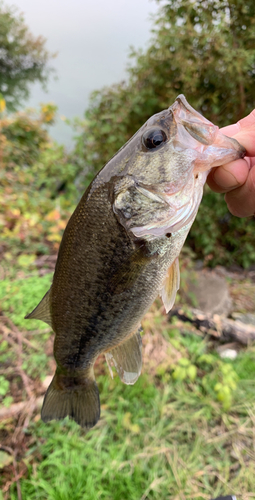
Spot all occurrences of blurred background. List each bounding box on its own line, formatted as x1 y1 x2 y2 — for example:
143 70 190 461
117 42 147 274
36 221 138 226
6 0 159 146
0 0 255 498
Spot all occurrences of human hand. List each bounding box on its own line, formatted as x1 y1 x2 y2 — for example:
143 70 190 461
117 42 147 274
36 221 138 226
207 110 255 217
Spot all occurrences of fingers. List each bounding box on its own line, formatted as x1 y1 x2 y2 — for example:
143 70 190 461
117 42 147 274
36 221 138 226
207 158 255 217
207 158 250 194
224 165 255 217
237 108 255 129
207 109 255 217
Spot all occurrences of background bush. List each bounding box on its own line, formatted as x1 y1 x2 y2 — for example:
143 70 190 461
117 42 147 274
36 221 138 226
70 0 255 268
1 0 255 268
0 104 80 260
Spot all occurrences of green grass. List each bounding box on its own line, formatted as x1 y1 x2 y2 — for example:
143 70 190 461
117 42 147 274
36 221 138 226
10 372 255 500
0 273 52 330
0 275 53 399
1 276 255 499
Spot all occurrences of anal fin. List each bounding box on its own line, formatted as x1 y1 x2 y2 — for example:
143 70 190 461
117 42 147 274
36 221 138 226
160 258 180 313
25 288 52 327
105 328 143 385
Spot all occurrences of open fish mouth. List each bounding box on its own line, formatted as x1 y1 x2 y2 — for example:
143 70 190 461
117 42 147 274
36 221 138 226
130 95 246 239
172 94 246 171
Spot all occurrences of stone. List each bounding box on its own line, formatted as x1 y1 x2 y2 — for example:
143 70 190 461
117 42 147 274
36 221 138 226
185 270 233 316
219 349 237 360
231 312 255 327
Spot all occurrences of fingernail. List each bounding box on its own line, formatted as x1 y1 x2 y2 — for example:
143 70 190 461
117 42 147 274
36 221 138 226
212 167 240 190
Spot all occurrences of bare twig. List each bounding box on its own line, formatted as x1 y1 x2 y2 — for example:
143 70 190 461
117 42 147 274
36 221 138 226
0 445 23 500
27 327 51 336
1 319 35 399
0 397 43 421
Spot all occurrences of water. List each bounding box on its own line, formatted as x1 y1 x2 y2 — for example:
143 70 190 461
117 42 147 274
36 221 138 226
11 0 159 147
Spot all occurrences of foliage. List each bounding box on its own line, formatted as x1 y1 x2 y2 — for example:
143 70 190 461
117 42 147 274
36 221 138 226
0 275 52 408
0 105 80 263
159 327 239 410
0 103 54 167
73 0 255 174
1 276 255 498
1 3 255 496
0 2 54 111
1 1 254 268
14 394 255 500
188 187 255 268
0 271 240 413
0 374 9 396
0 273 52 329
71 0 255 269
3 329 255 499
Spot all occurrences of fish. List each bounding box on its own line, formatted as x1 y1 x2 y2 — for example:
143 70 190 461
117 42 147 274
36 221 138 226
25 95 245 429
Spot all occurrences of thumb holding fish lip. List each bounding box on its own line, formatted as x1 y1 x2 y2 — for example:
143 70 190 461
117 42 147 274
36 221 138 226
207 110 255 217
223 157 255 217
207 157 250 194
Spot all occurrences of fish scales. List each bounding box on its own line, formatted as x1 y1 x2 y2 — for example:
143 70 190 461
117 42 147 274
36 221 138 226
52 184 166 359
25 95 246 429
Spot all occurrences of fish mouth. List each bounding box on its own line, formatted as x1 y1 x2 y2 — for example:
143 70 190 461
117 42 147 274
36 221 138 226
205 130 246 165
193 130 246 171
131 96 246 240
171 94 246 170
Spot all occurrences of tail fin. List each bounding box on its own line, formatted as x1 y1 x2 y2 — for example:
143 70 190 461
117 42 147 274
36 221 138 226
41 370 100 429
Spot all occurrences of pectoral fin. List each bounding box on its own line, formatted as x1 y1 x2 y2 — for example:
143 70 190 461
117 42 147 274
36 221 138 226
160 258 180 313
25 288 52 327
105 328 143 385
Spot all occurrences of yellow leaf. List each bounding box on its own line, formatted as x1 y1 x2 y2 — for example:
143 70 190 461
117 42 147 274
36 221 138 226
58 220 67 230
122 412 140 434
49 225 60 233
10 208 20 217
123 412 131 428
45 209 61 221
130 423 140 434
47 233 62 242
0 98 6 113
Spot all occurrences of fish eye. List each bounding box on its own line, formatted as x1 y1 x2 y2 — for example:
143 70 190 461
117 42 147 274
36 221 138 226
142 128 167 150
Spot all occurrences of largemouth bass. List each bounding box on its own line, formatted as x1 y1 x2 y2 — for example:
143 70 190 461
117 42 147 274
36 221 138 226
25 95 245 429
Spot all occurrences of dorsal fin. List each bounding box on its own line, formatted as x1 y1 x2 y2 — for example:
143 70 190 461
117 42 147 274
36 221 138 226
25 288 52 327
160 257 180 313
105 327 142 385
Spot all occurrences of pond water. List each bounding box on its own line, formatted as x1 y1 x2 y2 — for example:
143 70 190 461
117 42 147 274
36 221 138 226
12 0 158 147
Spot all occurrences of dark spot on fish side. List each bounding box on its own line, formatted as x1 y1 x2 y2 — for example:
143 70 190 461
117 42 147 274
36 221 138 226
166 233 172 238
195 174 198 179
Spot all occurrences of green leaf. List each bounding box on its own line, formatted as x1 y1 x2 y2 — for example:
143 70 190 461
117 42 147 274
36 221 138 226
178 357 190 367
187 364 197 381
0 451 13 469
